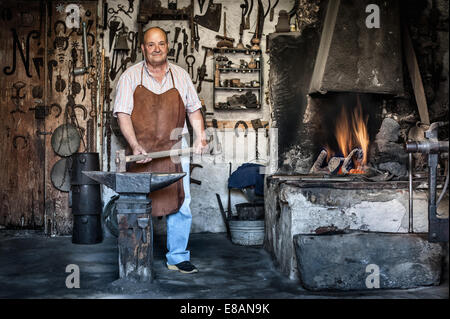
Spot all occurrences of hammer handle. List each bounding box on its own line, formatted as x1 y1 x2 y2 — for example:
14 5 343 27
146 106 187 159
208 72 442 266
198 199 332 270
126 147 193 163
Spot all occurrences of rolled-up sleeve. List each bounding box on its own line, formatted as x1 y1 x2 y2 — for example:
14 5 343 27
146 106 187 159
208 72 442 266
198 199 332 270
113 73 134 117
183 71 202 113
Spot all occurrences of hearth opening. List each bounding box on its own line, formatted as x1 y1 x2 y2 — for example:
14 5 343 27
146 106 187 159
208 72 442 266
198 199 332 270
309 93 383 175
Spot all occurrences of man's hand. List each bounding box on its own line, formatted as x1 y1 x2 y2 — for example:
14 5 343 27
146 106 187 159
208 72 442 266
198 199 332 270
193 138 208 154
132 143 152 163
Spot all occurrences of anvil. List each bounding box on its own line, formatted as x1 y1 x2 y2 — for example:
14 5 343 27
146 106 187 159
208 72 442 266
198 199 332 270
82 171 186 282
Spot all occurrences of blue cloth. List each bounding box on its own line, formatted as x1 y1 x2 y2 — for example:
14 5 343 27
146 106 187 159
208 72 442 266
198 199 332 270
166 138 192 265
227 163 265 196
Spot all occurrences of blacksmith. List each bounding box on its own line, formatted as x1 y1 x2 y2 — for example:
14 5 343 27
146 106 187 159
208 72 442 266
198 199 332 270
113 26 208 274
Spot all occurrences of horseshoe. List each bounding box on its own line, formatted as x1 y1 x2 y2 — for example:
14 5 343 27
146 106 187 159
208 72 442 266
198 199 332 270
50 103 62 118
54 20 67 35
13 135 28 149
234 120 249 138
73 104 87 120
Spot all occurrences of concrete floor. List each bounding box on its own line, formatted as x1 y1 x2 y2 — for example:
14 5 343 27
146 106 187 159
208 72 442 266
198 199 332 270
0 230 448 299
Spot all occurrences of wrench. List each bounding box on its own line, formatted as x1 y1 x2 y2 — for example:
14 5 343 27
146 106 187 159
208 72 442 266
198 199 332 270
185 55 196 79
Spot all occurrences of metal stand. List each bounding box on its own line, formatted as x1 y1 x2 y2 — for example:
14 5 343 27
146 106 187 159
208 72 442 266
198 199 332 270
406 122 449 242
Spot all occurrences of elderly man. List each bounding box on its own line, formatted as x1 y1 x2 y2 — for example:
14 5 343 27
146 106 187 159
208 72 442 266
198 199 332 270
113 26 207 274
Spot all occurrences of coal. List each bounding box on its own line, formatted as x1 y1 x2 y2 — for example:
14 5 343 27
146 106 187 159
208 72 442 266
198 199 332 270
378 162 407 177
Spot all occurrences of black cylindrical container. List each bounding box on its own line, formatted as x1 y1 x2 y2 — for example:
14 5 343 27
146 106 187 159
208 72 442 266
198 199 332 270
71 184 102 214
70 152 100 185
70 152 103 244
72 215 103 244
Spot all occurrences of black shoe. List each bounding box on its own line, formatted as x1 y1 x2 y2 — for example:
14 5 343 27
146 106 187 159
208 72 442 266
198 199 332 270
167 261 199 274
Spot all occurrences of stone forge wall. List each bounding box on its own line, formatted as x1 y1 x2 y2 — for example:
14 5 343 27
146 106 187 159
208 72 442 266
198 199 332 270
264 178 449 280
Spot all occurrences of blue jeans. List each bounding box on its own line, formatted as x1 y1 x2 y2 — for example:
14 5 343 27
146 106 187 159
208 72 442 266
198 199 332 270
165 138 192 265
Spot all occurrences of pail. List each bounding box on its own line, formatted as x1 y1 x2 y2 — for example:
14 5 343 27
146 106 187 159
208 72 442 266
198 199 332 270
229 219 264 246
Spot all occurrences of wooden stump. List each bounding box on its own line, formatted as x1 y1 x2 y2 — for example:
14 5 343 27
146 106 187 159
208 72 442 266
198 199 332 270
117 213 153 282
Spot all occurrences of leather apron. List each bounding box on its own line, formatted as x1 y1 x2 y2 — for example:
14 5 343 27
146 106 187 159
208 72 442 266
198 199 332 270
128 64 186 217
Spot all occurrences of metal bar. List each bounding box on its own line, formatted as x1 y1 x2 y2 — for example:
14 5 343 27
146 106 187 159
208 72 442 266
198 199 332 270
409 153 414 233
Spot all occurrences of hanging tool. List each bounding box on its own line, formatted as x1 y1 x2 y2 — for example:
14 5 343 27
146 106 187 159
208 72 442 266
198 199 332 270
270 0 279 21
210 118 222 156
176 42 182 63
250 0 264 50
182 28 188 57
129 31 139 63
264 0 271 19
245 0 253 30
73 21 90 76
110 28 130 80
234 120 249 162
168 27 181 58
216 193 231 238
47 60 58 98
216 12 235 48
108 3 133 19
288 0 300 20
108 17 123 52
196 46 214 93
186 54 196 79
194 0 222 32
198 0 206 13
237 2 248 49
193 22 200 52
251 119 263 161
10 81 26 114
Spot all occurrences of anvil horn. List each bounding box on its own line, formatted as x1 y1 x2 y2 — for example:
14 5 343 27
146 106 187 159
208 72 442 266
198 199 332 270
150 173 186 192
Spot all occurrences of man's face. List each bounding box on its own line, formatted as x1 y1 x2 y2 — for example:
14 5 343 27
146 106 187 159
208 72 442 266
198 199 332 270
141 29 168 67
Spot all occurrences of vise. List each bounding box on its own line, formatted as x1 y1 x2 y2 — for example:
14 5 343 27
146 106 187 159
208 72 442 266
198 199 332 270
82 171 185 282
406 121 449 242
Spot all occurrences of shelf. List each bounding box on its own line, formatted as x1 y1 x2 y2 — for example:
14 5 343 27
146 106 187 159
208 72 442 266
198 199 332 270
214 87 261 91
212 48 262 54
218 68 261 72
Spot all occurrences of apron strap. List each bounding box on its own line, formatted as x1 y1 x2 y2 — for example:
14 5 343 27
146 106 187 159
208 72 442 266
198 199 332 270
140 63 144 87
141 63 175 89
169 68 175 89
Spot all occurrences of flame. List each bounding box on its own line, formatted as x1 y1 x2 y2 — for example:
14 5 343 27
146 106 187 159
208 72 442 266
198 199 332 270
334 96 369 171
352 96 369 165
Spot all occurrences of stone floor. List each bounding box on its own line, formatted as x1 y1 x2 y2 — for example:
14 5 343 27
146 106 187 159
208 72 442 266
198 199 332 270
0 230 448 299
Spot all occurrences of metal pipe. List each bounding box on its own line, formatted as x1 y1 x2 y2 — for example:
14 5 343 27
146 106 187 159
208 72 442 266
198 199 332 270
73 22 89 76
437 158 449 207
82 21 89 68
409 153 414 233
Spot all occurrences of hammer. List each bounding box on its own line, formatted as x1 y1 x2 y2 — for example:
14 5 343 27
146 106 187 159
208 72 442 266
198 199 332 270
115 147 193 172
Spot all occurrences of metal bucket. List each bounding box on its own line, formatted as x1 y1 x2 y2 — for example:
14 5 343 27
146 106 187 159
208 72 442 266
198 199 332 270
228 219 265 246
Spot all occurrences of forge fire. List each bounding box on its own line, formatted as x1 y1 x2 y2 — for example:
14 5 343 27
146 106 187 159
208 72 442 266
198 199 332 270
310 96 369 175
